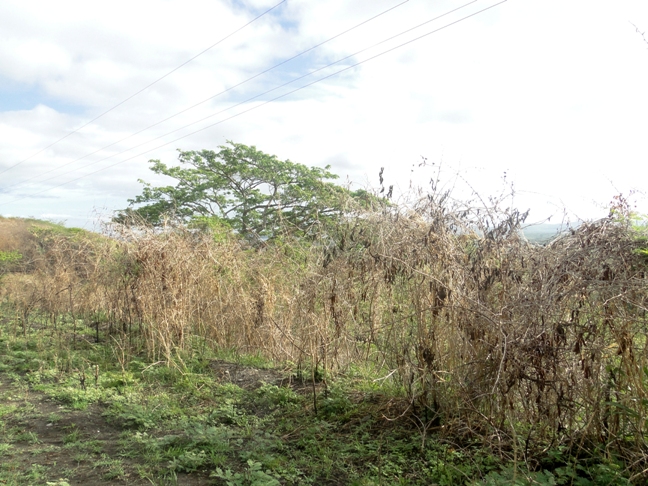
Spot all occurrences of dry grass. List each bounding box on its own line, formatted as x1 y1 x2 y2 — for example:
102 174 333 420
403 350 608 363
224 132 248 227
1 192 647 476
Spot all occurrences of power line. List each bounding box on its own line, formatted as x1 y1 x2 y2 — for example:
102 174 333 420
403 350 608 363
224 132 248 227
0 0 287 177
6 0 478 191
4 0 411 191
1 0 507 208
3 0 498 202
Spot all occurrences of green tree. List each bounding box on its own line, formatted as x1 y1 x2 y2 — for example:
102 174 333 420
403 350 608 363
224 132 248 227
117 142 371 242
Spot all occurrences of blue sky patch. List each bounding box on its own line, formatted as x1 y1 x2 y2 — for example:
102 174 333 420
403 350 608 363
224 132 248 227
0 78 85 115
221 46 356 106
229 0 295 32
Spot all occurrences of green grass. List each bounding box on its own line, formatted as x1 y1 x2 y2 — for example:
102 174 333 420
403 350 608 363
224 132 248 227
0 308 636 485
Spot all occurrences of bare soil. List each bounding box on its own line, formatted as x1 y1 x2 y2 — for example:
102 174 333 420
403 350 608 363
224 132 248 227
0 360 290 485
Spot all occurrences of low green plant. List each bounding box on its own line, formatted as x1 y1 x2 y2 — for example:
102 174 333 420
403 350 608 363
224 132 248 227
15 430 40 444
31 445 57 456
105 402 163 430
211 459 281 486
0 250 22 265
72 451 92 463
0 404 18 418
318 386 355 419
0 443 12 456
255 383 301 410
93 454 125 480
63 428 80 445
167 449 210 473
477 461 630 486
47 412 63 424
25 463 49 482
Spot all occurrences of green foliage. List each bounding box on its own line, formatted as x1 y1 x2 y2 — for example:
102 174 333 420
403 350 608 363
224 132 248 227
93 455 126 480
478 469 556 485
0 250 22 274
208 398 256 427
188 215 233 243
117 141 376 242
318 387 354 419
106 402 160 430
477 461 630 486
211 459 281 486
255 384 301 410
132 426 233 474
608 194 648 259
167 449 211 473
24 463 49 482
0 250 22 264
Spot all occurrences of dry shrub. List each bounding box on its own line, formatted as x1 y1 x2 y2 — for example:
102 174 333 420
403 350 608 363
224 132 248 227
2 192 647 470
0 217 31 252
0 217 42 274
316 192 648 467
30 222 324 365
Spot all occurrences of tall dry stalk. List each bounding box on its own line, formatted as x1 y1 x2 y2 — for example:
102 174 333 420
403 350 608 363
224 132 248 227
1 191 647 472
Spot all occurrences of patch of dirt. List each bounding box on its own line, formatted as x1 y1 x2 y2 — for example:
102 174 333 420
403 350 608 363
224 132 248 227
209 360 291 390
208 359 329 401
0 361 322 485
0 377 210 485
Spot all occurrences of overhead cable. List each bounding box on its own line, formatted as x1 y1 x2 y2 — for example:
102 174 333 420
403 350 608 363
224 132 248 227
5 0 411 191
8 0 478 190
0 0 507 207
0 0 287 177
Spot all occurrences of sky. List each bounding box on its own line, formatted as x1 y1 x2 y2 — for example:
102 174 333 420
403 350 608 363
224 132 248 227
0 0 647 229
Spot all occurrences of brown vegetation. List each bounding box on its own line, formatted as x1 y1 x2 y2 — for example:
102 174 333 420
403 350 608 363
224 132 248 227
1 193 647 476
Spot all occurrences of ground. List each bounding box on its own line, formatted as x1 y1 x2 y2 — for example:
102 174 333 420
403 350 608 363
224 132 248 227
0 358 301 486
0 328 635 485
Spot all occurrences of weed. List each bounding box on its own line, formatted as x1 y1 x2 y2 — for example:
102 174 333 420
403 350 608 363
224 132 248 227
25 463 49 482
47 412 62 424
0 443 12 456
31 445 57 456
71 451 92 463
212 459 281 486
93 454 126 480
15 430 40 444
0 404 17 418
105 401 164 430
62 428 80 445
255 383 301 410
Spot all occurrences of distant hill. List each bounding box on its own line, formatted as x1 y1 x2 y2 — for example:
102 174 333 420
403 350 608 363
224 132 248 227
0 216 92 273
0 216 85 249
521 223 576 244
0 216 579 253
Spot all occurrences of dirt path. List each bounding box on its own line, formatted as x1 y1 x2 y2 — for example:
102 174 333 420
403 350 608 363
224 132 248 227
0 376 210 485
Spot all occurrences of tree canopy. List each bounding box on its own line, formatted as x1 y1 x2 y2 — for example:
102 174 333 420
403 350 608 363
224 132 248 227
118 142 374 242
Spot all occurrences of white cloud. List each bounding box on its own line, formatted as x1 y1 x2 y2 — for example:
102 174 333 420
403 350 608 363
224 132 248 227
0 0 647 227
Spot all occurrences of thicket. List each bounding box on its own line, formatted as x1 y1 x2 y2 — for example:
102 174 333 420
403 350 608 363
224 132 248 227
1 189 648 480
